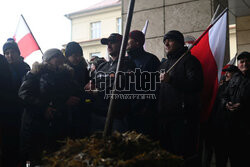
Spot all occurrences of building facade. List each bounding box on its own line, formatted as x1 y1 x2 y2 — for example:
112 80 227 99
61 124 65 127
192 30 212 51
122 0 250 63
65 0 121 61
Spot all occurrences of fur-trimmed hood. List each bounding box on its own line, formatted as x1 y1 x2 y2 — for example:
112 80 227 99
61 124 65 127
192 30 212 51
30 62 74 77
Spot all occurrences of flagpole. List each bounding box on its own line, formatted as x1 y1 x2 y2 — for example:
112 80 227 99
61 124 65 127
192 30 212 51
210 4 220 24
21 14 43 55
103 0 135 137
166 8 228 74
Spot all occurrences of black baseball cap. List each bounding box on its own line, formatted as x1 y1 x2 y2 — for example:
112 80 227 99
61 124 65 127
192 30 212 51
101 33 122 45
237 51 250 61
222 65 238 72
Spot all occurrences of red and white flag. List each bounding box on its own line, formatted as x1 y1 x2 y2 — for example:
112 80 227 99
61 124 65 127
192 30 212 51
191 11 227 122
14 15 42 66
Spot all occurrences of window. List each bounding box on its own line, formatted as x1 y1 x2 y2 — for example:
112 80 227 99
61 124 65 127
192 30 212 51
117 18 122 34
90 52 101 59
91 22 101 39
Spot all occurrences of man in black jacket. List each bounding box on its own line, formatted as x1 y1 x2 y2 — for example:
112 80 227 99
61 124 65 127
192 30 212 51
65 41 91 138
126 30 160 137
86 33 135 133
221 52 250 167
1 38 30 167
158 30 203 165
19 48 83 165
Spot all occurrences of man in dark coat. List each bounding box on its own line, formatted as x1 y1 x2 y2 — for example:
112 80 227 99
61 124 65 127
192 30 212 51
157 30 203 164
85 33 135 133
126 30 160 136
65 41 90 87
221 52 250 167
65 41 91 138
1 38 30 167
209 65 239 167
18 48 84 165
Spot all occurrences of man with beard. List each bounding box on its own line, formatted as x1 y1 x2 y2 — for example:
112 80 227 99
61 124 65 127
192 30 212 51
85 33 135 133
126 30 160 137
158 30 203 166
1 38 30 167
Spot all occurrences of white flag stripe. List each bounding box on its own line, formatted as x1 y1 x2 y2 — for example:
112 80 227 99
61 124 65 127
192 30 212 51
24 50 43 66
14 16 30 43
209 12 227 82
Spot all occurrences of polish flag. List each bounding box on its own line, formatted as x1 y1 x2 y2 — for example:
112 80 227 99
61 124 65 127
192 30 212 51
191 11 227 122
14 15 43 66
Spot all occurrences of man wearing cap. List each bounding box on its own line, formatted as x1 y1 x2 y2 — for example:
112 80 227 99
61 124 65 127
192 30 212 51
18 48 83 165
209 65 238 167
157 30 203 164
221 52 250 166
1 38 30 167
126 30 160 136
87 33 135 133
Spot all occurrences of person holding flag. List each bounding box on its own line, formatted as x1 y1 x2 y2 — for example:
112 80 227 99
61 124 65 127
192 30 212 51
157 30 203 166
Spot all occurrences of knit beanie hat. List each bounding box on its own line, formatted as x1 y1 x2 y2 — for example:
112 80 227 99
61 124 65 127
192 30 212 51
163 30 184 46
129 30 145 47
42 48 65 62
2 38 21 56
65 41 83 58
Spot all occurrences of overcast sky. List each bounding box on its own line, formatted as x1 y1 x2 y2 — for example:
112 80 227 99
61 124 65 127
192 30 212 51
0 0 103 55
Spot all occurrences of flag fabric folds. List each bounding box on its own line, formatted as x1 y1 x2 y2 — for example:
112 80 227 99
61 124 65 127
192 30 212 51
13 15 42 66
191 12 227 122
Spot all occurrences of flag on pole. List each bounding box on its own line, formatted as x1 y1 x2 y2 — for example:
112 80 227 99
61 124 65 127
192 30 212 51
191 11 227 122
142 20 149 49
13 15 43 66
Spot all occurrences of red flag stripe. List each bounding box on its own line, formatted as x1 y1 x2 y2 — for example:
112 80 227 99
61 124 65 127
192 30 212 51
17 33 39 59
191 32 219 122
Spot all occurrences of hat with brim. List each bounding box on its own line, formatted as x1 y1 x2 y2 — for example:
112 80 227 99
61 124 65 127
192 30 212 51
237 51 250 61
222 65 238 73
101 33 122 45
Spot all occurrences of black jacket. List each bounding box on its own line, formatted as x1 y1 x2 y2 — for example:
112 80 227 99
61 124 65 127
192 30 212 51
67 58 90 87
158 47 203 121
222 71 250 134
18 62 86 160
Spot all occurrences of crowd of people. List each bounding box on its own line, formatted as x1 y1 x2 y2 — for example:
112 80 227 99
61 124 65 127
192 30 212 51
0 29 249 167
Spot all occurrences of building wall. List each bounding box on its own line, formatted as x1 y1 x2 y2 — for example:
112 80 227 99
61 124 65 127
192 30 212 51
69 6 121 61
122 0 229 62
236 15 250 53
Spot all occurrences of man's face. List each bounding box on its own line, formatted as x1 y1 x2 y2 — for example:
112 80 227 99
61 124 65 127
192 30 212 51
164 39 182 55
4 49 20 64
237 58 250 74
68 53 82 66
107 41 121 57
127 38 138 51
225 71 234 81
49 56 65 67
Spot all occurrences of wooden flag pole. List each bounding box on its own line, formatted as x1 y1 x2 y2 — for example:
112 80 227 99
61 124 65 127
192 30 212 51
103 0 135 137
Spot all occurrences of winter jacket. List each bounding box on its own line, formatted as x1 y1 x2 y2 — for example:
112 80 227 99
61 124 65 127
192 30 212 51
158 47 203 121
18 62 85 162
127 48 160 135
67 58 90 87
222 71 250 134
